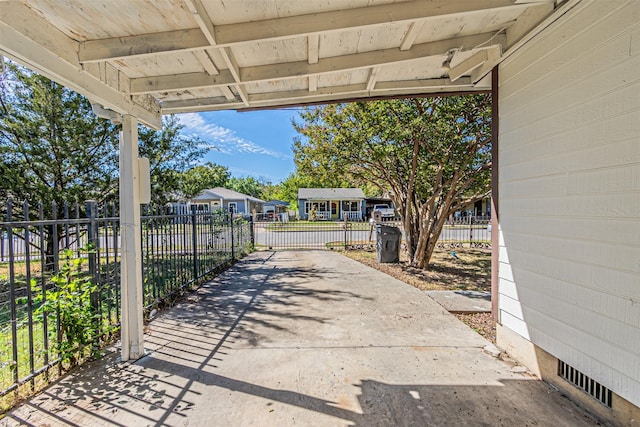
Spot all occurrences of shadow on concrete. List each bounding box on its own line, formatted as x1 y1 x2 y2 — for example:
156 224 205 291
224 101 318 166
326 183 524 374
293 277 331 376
3 353 597 427
1 251 599 426
453 290 491 300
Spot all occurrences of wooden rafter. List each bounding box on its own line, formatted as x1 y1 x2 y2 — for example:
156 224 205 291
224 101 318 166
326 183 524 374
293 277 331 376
78 0 523 63
161 77 476 113
130 33 506 95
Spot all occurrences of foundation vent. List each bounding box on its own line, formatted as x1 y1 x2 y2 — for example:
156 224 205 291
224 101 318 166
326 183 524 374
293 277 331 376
558 360 612 407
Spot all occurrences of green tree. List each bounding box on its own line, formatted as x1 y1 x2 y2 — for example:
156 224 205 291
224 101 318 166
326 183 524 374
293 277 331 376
138 115 206 205
0 63 206 207
226 176 268 199
0 63 207 267
293 96 492 268
179 162 230 199
263 173 316 211
0 63 120 208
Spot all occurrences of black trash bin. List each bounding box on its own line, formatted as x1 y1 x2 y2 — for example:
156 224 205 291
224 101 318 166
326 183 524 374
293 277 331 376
376 224 401 263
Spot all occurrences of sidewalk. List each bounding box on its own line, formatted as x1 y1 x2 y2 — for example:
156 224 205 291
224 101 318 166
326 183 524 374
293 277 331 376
1 251 599 426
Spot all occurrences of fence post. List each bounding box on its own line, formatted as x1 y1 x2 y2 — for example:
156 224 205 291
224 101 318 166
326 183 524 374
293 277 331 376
191 204 198 281
23 200 35 388
86 200 99 286
469 216 474 248
85 200 101 347
6 196 19 385
1 220 4 261
230 211 235 262
249 215 255 247
344 215 348 249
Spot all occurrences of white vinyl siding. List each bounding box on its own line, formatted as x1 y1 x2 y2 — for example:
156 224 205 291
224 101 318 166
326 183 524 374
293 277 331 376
498 0 640 407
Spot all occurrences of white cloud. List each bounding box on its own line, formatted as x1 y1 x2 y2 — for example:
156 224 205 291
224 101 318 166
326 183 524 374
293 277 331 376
178 113 291 159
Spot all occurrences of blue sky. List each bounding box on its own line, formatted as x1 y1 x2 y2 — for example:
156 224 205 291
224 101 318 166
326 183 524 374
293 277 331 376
177 109 301 184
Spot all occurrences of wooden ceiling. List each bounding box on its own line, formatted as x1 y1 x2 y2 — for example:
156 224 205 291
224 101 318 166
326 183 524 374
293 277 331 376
0 0 563 129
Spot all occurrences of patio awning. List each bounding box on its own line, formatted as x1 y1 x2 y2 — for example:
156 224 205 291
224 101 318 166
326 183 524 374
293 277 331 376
1 0 562 130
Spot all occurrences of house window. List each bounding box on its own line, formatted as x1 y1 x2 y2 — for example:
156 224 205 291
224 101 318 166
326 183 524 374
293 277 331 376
305 202 313 213
228 202 237 213
306 201 329 213
341 201 359 211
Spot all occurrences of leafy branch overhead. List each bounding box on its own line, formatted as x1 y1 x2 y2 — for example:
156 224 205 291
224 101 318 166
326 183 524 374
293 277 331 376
293 95 492 268
0 62 206 208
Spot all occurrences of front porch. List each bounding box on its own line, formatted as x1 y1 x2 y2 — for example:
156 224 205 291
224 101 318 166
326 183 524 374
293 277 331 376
304 200 363 221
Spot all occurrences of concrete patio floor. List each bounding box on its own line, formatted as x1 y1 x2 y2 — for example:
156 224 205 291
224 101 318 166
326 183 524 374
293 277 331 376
1 251 601 426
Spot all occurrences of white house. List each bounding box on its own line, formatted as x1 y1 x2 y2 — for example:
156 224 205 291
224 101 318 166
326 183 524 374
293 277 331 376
494 1 640 422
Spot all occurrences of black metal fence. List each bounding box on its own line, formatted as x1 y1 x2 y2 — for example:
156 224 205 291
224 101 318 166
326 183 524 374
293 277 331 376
438 216 491 249
253 216 491 251
253 219 374 250
0 199 252 402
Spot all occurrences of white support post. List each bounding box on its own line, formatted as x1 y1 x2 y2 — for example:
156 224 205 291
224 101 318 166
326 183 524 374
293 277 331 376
119 114 144 361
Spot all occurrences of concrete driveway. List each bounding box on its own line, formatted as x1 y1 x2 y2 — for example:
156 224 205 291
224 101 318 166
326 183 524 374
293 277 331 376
1 251 599 426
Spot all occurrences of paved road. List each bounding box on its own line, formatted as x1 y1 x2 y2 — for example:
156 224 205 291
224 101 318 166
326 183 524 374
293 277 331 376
1 251 600 426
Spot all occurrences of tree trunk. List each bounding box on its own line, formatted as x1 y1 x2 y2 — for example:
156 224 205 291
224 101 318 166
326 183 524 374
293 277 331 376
43 224 63 272
410 205 450 269
44 237 56 272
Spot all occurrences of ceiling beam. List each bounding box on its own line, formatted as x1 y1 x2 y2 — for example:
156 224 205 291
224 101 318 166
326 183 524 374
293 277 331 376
366 67 380 91
240 32 505 83
308 34 319 64
470 46 502 82
219 86 236 101
183 1 249 107
130 32 505 95
375 77 472 90
130 70 235 94
78 0 522 63
400 21 424 51
449 49 491 82
161 78 478 113
79 28 209 63
218 47 249 106
309 75 318 92
214 0 519 45
193 49 219 75
162 97 243 113
506 2 555 46
0 2 161 129
183 0 217 45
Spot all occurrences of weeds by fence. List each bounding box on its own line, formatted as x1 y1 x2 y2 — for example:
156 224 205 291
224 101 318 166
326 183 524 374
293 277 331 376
0 198 252 407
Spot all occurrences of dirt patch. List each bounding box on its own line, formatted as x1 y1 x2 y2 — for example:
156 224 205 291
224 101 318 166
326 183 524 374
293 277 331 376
342 247 496 343
453 312 496 344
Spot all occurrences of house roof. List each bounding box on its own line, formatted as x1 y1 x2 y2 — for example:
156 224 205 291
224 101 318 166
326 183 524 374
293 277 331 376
0 1 562 129
265 200 290 207
192 187 265 203
298 188 365 200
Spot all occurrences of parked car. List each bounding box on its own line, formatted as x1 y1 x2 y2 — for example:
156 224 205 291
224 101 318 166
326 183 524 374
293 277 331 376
371 204 396 220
